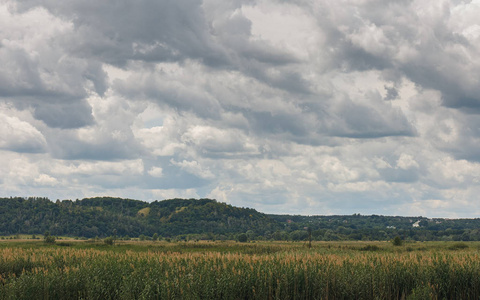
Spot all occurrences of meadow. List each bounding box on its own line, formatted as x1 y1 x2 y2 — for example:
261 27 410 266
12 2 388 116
1 240 480 299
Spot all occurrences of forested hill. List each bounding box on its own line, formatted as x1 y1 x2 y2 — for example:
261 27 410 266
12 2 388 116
0 197 280 239
2 197 480 241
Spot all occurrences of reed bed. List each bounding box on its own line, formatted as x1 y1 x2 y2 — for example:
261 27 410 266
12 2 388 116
1 242 480 299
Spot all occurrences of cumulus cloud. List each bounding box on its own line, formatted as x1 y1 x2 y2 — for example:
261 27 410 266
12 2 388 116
181 125 259 158
148 167 164 178
0 110 47 153
2 0 480 217
0 3 105 128
16 0 228 66
34 174 58 186
171 159 215 180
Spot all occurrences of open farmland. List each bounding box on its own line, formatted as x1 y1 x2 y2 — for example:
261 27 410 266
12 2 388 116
1 240 480 299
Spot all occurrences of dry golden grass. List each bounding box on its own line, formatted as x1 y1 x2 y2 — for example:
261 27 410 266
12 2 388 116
1 241 480 299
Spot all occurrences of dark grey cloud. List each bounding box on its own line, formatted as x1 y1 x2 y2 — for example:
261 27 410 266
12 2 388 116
431 112 480 162
324 93 415 138
378 166 420 183
18 0 228 66
401 54 480 110
243 65 312 95
114 74 223 120
32 100 94 129
247 110 312 137
384 86 399 101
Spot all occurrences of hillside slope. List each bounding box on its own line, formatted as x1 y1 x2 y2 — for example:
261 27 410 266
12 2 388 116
0 197 280 238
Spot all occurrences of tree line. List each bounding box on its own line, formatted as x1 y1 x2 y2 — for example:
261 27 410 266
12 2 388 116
1 197 480 242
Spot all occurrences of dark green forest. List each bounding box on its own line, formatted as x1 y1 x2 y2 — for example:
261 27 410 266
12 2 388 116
1 197 480 241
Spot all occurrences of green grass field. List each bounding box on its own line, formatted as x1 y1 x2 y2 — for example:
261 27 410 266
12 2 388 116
1 240 480 299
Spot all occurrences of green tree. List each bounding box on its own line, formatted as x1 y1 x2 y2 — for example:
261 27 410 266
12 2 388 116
44 231 55 244
104 237 114 245
418 220 428 227
237 233 248 243
392 236 403 246
290 230 309 241
246 230 256 241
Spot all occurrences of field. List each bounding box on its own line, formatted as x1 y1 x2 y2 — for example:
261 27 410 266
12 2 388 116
1 240 480 299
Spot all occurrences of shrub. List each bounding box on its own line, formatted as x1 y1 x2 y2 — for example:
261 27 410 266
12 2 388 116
393 236 403 246
44 231 56 244
237 233 248 243
104 237 114 245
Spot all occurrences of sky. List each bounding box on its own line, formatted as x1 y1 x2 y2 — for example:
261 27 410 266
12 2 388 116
1 0 480 218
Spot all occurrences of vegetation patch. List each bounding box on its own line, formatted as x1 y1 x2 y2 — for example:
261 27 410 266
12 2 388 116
360 244 380 251
137 207 151 217
1 241 480 299
56 242 72 247
448 242 469 250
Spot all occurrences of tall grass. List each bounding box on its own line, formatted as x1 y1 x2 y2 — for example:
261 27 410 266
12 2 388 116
1 241 480 299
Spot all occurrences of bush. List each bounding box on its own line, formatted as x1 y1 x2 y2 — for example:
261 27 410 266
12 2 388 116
104 237 114 245
44 231 55 244
237 233 248 243
393 236 403 246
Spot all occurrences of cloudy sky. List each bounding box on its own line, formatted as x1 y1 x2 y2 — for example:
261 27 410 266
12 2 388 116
1 0 480 217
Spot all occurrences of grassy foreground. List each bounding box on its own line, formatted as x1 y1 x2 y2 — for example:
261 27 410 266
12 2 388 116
1 240 480 299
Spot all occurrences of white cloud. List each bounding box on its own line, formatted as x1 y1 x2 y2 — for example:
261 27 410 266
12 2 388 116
428 157 480 187
148 166 164 178
34 174 58 186
170 159 215 180
347 22 390 56
396 154 419 170
242 2 318 61
51 159 144 176
0 109 47 153
181 125 259 157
